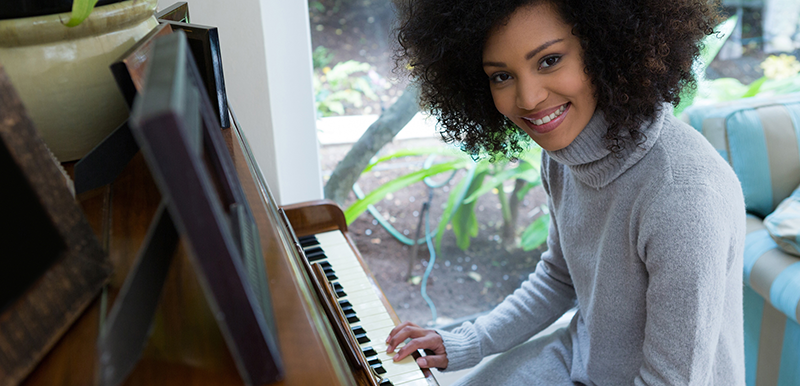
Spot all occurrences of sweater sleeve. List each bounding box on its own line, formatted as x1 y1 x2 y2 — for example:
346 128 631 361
437 162 578 371
634 182 744 385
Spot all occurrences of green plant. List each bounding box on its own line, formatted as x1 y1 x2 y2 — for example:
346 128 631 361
65 0 98 27
692 54 800 105
344 144 550 254
312 46 335 70
314 60 379 116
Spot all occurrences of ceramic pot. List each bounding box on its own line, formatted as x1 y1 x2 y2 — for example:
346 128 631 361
0 0 126 20
0 0 158 161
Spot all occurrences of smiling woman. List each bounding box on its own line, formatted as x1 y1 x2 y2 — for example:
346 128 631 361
389 1 748 385
481 3 596 151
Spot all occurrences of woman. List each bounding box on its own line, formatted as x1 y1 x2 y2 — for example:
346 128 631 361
385 0 746 384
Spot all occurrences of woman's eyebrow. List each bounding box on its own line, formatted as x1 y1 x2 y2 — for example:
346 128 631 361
525 39 563 60
483 38 565 68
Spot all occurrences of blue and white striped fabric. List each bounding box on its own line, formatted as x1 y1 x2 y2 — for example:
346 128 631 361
764 186 800 256
683 93 800 218
743 215 800 386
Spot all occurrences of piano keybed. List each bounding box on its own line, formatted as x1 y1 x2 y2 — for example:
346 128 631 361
298 231 431 386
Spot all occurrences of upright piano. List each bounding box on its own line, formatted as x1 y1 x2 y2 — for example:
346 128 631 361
20 32 437 386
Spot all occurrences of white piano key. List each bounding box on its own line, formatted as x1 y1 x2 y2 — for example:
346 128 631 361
311 230 428 385
393 377 430 386
314 230 349 246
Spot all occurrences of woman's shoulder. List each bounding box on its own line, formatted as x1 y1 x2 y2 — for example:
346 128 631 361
649 113 740 189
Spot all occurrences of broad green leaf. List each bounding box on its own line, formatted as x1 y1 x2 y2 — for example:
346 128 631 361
363 147 466 173
344 159 469 223
515 180 541 201
64 0 98 27
434 167 474 253
520 214 550 251
451 169 488 251
434 163 490 252
741 76 767 98
463 162 537 203
452 199 479 250
698 77 748 102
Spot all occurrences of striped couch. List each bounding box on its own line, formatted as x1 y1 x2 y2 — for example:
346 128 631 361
684 93 800 386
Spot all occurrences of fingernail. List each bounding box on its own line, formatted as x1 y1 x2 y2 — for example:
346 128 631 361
385 336 390 343
418 358 427 367
393 354 399 361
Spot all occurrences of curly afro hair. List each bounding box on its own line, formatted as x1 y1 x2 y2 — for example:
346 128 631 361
394 0 721 157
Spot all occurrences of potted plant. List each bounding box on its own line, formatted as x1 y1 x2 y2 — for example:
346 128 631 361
0 0 159 161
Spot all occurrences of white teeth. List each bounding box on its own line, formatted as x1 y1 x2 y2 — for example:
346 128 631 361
524 104 566 126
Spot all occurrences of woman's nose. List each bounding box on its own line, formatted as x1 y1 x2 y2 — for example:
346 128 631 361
515 77 547 111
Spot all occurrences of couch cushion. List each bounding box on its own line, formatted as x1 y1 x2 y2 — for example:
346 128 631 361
745 214 800 324
764 185 800 256
683 93 800 218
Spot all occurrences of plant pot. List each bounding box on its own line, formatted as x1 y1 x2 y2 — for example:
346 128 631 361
0 0 158 161
0 0 126 20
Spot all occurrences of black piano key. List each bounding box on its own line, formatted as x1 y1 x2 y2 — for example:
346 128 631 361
304 246 323 255
346 313 360 323
339 300 351 308
354 333 370 344
379 379 393 386
298 235 318 247
319 261 332 269
326 272 338 281
366 355 381 366
333 282 346 298
362 347 377 357
371 363 386 375
306 250 327 262
341 305 353 313
351 326 366 335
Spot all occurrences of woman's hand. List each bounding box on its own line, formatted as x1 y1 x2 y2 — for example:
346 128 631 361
385 321 448 369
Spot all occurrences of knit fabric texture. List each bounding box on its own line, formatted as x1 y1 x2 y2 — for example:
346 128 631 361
436 105 747 385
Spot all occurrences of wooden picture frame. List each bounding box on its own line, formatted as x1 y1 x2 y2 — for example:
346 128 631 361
0 65 110 386
160 20 230 128
111 22 174 108
155 2 189 23
122 31 282 385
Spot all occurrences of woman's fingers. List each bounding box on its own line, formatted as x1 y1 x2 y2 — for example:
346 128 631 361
385 321 423 353
416 353 448 369
384 321 448 369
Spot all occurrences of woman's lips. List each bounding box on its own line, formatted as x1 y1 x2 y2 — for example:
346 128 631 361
521 103 570 134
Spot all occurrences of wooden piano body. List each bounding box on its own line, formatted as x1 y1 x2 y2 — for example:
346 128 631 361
20 33 436 386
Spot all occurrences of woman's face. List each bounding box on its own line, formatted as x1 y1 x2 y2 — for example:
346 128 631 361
483 3 596 151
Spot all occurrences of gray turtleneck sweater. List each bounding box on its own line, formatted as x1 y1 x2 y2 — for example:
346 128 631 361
437 106 746 385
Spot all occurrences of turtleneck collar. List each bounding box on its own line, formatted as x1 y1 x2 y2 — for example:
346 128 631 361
544 104 667 189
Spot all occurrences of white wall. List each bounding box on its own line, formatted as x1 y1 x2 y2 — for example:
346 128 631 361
156 0 324 205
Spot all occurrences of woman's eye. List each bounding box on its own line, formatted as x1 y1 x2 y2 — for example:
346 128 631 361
490 73 511 84
540 55 561 69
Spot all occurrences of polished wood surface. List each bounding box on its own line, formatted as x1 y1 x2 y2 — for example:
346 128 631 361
24 128 359 385
22 125 434 386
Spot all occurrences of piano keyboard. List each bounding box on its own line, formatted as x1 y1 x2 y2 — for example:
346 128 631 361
298 231 431 386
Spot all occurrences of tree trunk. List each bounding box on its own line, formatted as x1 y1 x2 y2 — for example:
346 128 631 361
323 83 421 205
501 178 527 242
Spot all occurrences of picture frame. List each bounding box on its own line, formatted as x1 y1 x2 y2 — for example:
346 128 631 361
0 64 110 386
160 20 230 128
103 31 282 385
110 22 174 108
155 2 189 23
